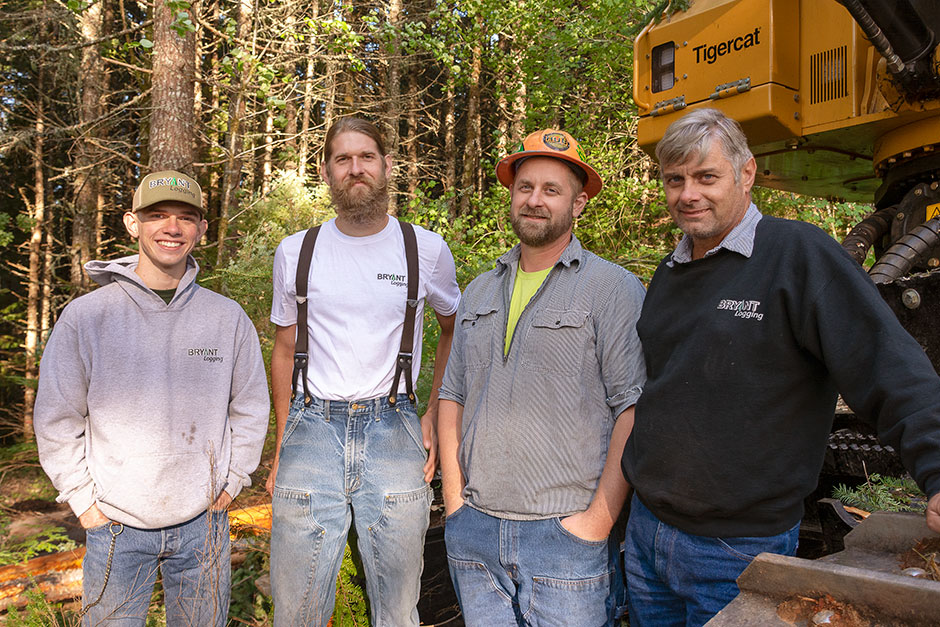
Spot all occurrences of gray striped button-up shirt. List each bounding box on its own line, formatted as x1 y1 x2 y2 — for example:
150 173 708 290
439 236 646 520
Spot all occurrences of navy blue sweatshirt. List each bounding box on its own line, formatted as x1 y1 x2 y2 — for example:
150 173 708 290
622 216 940 537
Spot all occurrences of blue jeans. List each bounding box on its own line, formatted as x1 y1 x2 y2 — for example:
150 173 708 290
444 504 622 627
624 495 800 627
81 510 230 626
270 395 431 627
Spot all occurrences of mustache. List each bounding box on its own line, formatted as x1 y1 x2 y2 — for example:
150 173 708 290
518 207 550 218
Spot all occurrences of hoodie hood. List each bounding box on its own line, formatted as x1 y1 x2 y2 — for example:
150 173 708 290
84 254 201 309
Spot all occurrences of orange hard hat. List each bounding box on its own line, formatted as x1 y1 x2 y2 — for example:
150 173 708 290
496 129 603 199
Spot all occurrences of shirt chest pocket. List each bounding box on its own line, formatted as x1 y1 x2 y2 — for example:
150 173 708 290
521 308 591 376
460 306 500 371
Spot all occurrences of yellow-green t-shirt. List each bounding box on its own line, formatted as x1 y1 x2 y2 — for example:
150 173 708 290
505 267 551 355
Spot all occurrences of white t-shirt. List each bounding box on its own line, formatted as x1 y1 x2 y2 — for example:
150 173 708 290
271 217 460 401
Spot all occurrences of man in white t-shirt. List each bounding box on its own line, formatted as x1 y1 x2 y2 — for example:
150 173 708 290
267 117 460 626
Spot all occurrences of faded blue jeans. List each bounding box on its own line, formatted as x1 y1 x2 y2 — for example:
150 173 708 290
444 504 623 627
81 510 230 626
624 495 800 627
270 395 432 627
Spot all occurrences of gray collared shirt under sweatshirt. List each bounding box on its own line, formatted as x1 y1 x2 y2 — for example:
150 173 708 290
668 202 763 266
439 236 646 520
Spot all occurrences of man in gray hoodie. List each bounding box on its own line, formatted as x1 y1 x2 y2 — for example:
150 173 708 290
34 170 270 626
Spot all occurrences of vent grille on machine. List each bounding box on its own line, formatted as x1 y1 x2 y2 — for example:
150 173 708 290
810 46 848 104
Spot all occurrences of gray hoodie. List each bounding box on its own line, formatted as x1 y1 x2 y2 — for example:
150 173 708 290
34 255 270 529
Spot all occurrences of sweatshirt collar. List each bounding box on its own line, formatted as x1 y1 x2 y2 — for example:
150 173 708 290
667 203 762 267
84 254 200 307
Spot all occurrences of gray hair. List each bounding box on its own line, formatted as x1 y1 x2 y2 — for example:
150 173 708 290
655 108 753 184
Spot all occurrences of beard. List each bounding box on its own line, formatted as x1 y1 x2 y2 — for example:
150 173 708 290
510 203 575 247
330 175 389 225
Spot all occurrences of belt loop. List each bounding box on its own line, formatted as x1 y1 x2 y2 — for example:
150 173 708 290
323 398 330 422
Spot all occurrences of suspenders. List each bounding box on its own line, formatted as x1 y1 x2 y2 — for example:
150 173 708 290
291 220 420 407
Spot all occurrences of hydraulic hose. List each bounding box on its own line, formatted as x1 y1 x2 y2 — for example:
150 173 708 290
841 205 899 265
868 216 940 284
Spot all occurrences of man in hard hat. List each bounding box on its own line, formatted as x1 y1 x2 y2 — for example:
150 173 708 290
438 129 646 626
621 107 940 626
34 170 270 625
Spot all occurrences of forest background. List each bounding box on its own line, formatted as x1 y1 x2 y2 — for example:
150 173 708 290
0 0 870 623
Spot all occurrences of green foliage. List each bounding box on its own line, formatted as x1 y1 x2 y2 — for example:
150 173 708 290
228 537 272 624
0 512 78 566
3 589 73 626
333 544 369 626
833 474 927 513
202 170 335 331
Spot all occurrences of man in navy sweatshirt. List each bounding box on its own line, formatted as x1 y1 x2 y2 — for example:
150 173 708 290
620 108 940 626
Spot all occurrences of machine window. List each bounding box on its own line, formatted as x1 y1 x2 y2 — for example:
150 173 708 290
652 42 676 93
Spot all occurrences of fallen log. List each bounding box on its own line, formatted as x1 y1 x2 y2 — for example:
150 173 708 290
0 504 273 612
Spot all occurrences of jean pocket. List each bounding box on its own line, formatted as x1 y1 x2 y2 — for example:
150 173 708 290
369 484 432 530
281 402 315 445
715 522 799 562
272 486 324 533
552 517 608 547
84 521 113 534
528 570 612 626
395 404 428 458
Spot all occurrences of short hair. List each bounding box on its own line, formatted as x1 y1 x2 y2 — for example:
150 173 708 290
323 117 387 163
655 108 753 184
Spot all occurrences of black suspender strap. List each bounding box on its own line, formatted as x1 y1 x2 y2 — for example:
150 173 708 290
291 225 321 406
388 220 419 406
291 220 419 408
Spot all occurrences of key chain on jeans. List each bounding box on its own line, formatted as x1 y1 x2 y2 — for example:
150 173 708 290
80 522 124 617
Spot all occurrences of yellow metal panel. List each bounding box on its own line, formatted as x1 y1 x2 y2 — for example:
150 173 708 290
638 83 800 157
873 114 940 174
799 0 871 127
635 0 800 155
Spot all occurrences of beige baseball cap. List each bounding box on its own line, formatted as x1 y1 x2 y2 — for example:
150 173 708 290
132 170 203 215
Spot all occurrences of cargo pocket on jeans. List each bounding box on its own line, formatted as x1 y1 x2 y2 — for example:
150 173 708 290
528 570 612 626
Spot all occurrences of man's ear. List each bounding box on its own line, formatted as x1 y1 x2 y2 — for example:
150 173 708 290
572 191 588 219
320 161 331 186
123 212 139 239
384 153 393 178
740 157 757 194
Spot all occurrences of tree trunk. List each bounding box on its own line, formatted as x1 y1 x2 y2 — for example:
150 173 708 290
217 0 253 267
405 62 419 196
262 107 273 196
459 16 482 215
442 67 456 216
385 0 402 215
297 0 320 179
70 0 106 293
151 0 196 170
24 69 46 441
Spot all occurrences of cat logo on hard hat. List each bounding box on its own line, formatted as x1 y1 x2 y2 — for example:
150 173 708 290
542 132 570 151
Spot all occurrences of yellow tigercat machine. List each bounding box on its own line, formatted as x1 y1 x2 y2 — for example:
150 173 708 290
634 0 940 280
